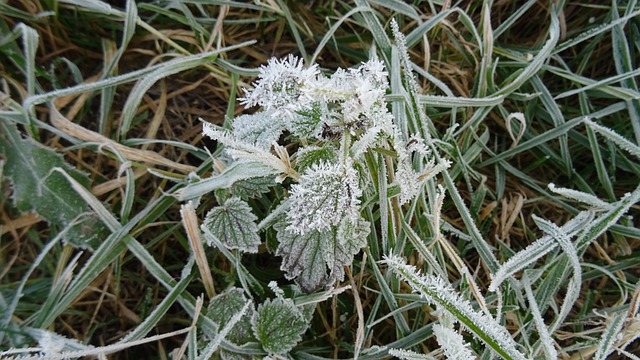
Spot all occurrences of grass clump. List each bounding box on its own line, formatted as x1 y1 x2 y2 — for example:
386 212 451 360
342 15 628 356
1 1 639 359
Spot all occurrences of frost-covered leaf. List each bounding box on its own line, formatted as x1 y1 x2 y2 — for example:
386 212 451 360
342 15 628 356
251 297 307 354
232 111 286 149
229 176 275 199
275 216 369 292
295 145 338 172
203 124 291 176
585 118 640 161
488 210 594 292
240 55 319 116
0 122 107 250
548 183 612 210
287 160 362 234
285 103 325 140
202 197 261 253
207 288 255 345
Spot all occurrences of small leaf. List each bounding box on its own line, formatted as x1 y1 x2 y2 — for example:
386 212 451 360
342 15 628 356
232 111 286 149
202 197 261 253
252 297 307 354
229 176 275 199
295 145 338 172
275 216 369 292
0 121 106 250
207 288 255 345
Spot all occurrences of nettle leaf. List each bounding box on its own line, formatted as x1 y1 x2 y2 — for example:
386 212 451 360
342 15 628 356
207 288 255 345
0 122 106 250
286 160 362 234
229 176 275 199
289 104 324 139
275 216 370 292
232 111 286 149
295 145 338 172
252 297 307 354
202 197 261 253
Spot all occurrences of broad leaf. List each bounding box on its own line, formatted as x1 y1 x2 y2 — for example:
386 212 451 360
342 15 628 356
294 145 338 172
233 111 286 149
229 176 275 199
286 160 362 234
275 216 370 292
207 288 255 345
202 197 261 253
0 121 106 250
252 297 307 354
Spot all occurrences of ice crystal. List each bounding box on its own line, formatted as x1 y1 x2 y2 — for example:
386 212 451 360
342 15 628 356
432 324 475 360
388 348 436 360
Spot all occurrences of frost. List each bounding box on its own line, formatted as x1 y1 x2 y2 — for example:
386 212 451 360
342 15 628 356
533 215 582 334
202 124 295 180
522 274 557 359
489 210 594 292
286 160 362 234
202 197 261 253
240 54 319 116
275 216 369 292
548 183 612 210
232 110 286 149
585 117 640 161
432 324 475 360
384 255 527 360
207 288 255 345
388 348 436 360
252 297 308 354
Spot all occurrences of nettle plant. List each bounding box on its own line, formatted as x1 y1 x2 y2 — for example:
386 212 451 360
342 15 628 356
201 54 441 292
172 17 640 359
184 40 449 357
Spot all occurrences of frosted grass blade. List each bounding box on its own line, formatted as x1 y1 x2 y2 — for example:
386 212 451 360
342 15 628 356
385 256 527 360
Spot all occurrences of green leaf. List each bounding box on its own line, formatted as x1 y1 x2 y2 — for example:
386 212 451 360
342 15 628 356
252 297 307 354
0 121 106 250
229 176 275 200
207 288 255 345
202 197 261 253
295 145 338 172
275 216 369 292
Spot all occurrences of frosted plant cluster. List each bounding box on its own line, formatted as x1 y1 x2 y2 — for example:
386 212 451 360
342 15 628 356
201 55 444 292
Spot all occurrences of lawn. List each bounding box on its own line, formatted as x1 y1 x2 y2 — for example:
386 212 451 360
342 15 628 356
1 1 639 359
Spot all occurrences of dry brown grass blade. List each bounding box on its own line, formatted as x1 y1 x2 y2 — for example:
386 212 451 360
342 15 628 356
180 202 215 298
49 107 196 174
